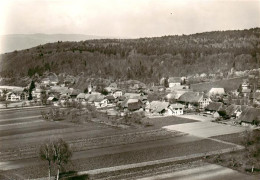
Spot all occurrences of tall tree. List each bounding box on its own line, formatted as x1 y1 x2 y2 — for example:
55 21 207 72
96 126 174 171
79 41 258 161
28 81 35 100
39 140 53 180
52 138 72 180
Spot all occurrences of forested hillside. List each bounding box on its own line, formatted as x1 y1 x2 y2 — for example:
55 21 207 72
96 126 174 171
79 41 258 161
0 28 259 84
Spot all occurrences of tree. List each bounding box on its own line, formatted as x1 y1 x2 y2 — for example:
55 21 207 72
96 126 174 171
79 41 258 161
52 138 72 180
28 81 35 100
39 140 54 180
40 90 48 105
39 138 72 180
4 101 10 108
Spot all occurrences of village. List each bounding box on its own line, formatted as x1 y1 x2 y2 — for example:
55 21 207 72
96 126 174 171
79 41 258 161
1 70 260 127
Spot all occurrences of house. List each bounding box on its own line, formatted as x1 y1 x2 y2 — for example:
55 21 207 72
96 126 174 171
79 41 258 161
47 96 58 102
121 98 142 110
148 101 170 115
168 77 182 88
113 89 123 98
225 104 245 119
208 88 225 96
70 89 80 99
128 101 143 111
6 92 21 101
41 78 50 86
32 87 43 100
76 93 86 102
205 102 223 113
106 95 116 104
169 103 184 115
94 98 108 108
238 107 260 126
86 94 103 104
178 92 211 109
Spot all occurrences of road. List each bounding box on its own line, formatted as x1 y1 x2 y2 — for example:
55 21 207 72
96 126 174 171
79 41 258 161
138 163 258 180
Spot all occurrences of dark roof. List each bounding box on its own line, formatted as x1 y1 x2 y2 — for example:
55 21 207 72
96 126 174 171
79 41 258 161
206 102 223 111
225 104 247 116
128 102 142 111
238 107 260 123
106 95 115 100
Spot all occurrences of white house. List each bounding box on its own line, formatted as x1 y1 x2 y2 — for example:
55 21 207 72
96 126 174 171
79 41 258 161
6 92 20 101
169 103 184 115
199 95 212 109
32 87 43 100
113 90 123 98
168 77 182 88
94 98 108 108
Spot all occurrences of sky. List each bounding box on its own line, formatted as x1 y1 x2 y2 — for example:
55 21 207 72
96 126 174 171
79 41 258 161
0 0 260 38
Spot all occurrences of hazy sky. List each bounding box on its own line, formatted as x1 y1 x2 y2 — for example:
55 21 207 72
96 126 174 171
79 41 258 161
0 0 260 38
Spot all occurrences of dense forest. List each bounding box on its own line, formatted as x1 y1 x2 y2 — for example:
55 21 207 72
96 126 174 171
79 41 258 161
0 28 259 84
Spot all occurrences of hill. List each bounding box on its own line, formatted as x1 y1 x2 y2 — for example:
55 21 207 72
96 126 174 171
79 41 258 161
0 34 108 54
0 28 259 85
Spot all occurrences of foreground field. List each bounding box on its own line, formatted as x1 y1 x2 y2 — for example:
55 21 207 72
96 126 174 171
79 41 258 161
0 107 250 179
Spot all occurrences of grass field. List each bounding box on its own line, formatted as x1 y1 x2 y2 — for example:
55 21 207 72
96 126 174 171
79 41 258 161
190 77 245 92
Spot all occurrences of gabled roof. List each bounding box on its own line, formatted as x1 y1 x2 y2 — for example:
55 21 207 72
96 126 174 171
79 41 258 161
178 92 203 103
238 107 260 123
94 97 106 102
106 95 116 100
86 94 104 102
170 103 184 109
168 77 182 83
150 101 170 113
206 102 223 111
121 98 140 108
128 102 142 111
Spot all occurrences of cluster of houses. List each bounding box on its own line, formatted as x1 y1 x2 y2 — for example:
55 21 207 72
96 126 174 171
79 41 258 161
1 73 260 126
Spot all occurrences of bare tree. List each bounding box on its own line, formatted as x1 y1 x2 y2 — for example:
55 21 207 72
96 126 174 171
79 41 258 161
39 140 53 180
52 138 72 180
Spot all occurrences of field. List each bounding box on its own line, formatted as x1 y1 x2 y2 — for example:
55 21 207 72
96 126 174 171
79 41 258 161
190 77 245 92
0 107 250 179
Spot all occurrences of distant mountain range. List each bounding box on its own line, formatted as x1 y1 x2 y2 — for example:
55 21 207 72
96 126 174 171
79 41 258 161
0 34 110 54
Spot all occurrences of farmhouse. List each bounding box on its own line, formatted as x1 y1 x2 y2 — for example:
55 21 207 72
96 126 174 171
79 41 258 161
238 107 260 126
148 101 170 115
6 92 21 101
205 102 223 113
168 77 182 88
121 98 142 110
94 98 108 108
113 89 123 98
128 101 143 111
225 104 246 119
169 103 184 115
178 92 211 109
